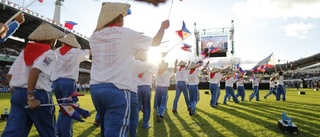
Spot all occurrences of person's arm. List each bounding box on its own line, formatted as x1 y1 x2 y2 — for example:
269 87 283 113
26 67 41 109
0 13 24 43
152 20 170 46
201 61 210 72
0 23 9 39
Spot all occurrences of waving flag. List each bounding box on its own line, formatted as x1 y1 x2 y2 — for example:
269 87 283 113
181 43 192 52
70 103 90 119
176 21 191 40
60 105 85 122
252 53 275 73
209 46 219 53
235 64 246 74
64 21 78 30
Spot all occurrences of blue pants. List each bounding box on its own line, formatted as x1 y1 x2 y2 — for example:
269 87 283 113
52 78 76 137
130 91 138 136
90 83 131 137
223 86 239 103
276 85 286 101
265 87 276 98
188 85 199 114
153 88 159 109
209 83 219 107
250 86 260 101
2 88 55 137
137 85 151 128
173 81 190 111
156 86 168 117
235 86 245 101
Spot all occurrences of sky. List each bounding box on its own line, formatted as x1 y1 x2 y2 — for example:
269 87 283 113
6 0 320 69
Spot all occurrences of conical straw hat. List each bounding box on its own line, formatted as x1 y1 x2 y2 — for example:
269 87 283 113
177 61 187 66
28 22 65 41
58 34 81 48
96 2 130 31
188 62 197 69
210 67 221 73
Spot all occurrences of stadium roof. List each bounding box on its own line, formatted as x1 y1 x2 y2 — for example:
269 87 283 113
0 1 90 49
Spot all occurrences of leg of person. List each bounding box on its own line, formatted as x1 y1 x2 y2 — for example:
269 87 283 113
94 113 100 126
52 79 76 137
241 87 246 101
157 87 168 122
173 82 182 113
137 86 143 112
91 84 131 137
129 91 138 136
154 87 159 110
209 83 215 107
180 81 190 109
141 85 151 129
249 87 257 102
256 87 260 101
30 91 56 137
223 88 231 104
216 88 221 105
228 87 239 103
188 85 197 116
276 87 281 101
2 88 33 137
235 86 241 98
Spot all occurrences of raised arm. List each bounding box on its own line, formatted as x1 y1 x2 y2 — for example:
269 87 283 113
152 20 170 46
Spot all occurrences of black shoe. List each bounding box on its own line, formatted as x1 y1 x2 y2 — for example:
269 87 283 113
223 102 227 105
156 114 161 123
264 96 267 100
172 110 178 113
215 102 219 106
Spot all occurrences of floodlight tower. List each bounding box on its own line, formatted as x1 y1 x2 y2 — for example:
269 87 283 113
53 0 64 23
230 20 235 70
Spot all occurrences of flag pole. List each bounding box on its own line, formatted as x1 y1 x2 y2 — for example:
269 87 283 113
4 0 38 25
24 103 75 108
165 35 191 53
167 0 174 19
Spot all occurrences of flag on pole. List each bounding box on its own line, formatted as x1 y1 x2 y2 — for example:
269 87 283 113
252 53 275 73
181 43 192 52
60 105 85 122
209 46 219 53
176 21 191 40
64 21 78 30
70 103 91 119
235 64 246 74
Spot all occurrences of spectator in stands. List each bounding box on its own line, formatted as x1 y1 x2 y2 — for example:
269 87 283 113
0 13 25 43
172 60 190 113
2 22 65 137
89 2 169 136
51 34 91 137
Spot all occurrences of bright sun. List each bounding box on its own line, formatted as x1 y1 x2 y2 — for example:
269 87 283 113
147 47 163 66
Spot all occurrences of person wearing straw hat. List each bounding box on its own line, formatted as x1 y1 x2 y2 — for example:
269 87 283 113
155 60 174 122
235 73 246 102
172 59 190 113
0 13 25 43
187 61 209 116
89 2 169 136
208 66 224 107
50 33 91 137
2 22 65 137
275 71 286 101
264 75 277 100
135 52 157 129
223 71 240 104
249 74 264 101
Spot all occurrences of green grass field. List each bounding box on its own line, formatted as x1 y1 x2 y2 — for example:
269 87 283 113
0 88 320 137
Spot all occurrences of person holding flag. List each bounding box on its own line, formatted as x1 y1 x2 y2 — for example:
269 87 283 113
187 61 209 115
172 60 190 113
235 73 246 102
264 75 277 100
0 13 25 43
89 2 169 136
50 34 91 137
275 71 286 101
2 22 65 137
249 74 264 102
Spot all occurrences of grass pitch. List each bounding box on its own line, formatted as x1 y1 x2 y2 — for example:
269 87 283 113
0 88 319 137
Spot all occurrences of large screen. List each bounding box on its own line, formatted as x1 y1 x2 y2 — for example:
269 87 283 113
200 35 228 57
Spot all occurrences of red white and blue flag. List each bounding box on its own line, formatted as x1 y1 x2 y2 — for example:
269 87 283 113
60 103 90 122
64 21 78 30
209 46 219 53
176 21 191 40
235 64 246 74
181 43 192 52
252 53 275 73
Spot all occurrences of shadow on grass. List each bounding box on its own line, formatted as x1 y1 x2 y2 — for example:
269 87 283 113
172 112 199 137
137 119 149 137
78 125 99 137
158 111 180 137
197 108 255 137
191 111 224 137
282 101 320 112
237 103 319 136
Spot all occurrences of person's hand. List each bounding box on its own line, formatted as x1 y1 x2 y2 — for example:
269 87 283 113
161 52 167 57
160 20 170 30
0 23 9 39
15 13 25 24
27 98 41 109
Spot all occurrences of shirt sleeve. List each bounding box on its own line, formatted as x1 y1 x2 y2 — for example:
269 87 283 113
0 21 19 43
128 29 152 52
8 51 23 75
32 51 57 76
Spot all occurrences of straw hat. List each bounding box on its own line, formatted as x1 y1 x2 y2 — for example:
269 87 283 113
160 62 169 69
28 22 65 41
210 67 221 73
134 52 148 61
177 61 187 66
254 74 261 78
188 62 197 69
96 2 130 31
58 34 81 48
225 72 235 77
